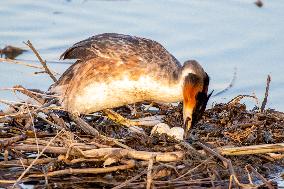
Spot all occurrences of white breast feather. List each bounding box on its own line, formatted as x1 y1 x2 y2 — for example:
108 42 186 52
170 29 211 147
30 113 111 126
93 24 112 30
73 76 182 113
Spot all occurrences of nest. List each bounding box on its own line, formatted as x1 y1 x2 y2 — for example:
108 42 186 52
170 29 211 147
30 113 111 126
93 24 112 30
0 86 283 188
0 41 283 189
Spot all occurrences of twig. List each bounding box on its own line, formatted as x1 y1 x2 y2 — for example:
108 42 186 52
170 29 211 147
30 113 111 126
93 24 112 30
24 40 57 82
266 153 284 160
103 109 145 134
68 113 100 137
69 113 134 150
261 75 271 112
47 113 68 130
146 156 155 189
245 165 274 189
0 134 27 149
196 142 237 188
13 144 182 162
13 129 64 186
0 85 67 129
12 145 184 162
105 137 133 150
218 143 284 156
3 85 67 131
25 103 40 155
0 180 18 184
227 94 258 106
0 57 43 69
245 165 254 185
83 148 184 162
0 87 59 98
12 144 92 155
179 141 206 158
0 158 56 167
169 157 214 182
12 86 66 131
29 160 136 178
112 169 147 189
13 85 45 104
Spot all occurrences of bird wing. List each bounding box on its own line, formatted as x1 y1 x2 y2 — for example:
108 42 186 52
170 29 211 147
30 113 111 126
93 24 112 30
60 33 181 68
51 33 182 94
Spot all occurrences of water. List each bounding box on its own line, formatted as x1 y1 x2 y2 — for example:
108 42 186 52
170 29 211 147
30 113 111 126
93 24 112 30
1 0 284 110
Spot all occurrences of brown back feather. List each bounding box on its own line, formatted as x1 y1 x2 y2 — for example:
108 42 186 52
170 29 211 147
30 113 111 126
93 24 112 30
51 33 183 94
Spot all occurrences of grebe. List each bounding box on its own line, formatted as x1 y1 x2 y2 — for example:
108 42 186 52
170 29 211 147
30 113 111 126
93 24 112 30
49 33 211 136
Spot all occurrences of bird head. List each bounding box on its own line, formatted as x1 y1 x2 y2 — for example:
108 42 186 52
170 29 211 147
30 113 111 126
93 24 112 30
181 60 212 138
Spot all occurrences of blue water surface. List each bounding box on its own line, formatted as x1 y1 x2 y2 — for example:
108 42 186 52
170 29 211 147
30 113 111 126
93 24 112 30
0 0 283 110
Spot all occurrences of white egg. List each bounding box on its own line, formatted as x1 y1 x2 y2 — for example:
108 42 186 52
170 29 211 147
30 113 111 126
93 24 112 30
151 123 170 135
168 127 184 141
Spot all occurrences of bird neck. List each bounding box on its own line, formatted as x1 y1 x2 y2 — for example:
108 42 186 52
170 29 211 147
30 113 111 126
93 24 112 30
176 66 197 86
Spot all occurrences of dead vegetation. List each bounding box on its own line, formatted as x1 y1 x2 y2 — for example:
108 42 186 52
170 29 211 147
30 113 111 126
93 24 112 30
0 41 283 188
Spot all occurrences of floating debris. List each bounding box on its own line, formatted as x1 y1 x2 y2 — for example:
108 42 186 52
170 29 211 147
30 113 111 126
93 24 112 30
0 45 26 59
255 0 264 8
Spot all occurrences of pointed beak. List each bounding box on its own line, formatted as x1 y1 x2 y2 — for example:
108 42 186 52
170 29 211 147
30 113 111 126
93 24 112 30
183 90 213 139
182 73 204 139
182 71 211 139
183 100 195 139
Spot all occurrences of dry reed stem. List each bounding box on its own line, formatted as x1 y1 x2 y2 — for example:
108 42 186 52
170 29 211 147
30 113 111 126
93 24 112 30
261 75 271 112
11 85 67 131
103 109 146 134
0 98 61 120
13 144 89 155
180 141 206 158
104 109 164 128
112 169 147 189
169 157 214 182
0 158 56 167
24 102 40 155
68 113 100 137
13 129 64 186
218 143 284 155
245 165 274 189
29 160 135 178
0 180 18 184
227 94 259 106
266 153 284 160
146 156 155 189
24 40 57 82
0 134 27 149
0 87 59 98
12 144 184 162
196 142 238 188
68 113 133 150
0 58 60 76
104 137 134 150
83 148 184 162
0 57 43 69
13 85 45 104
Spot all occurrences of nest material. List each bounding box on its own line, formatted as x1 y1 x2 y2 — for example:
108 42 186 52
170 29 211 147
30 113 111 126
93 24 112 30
0 89 283 189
